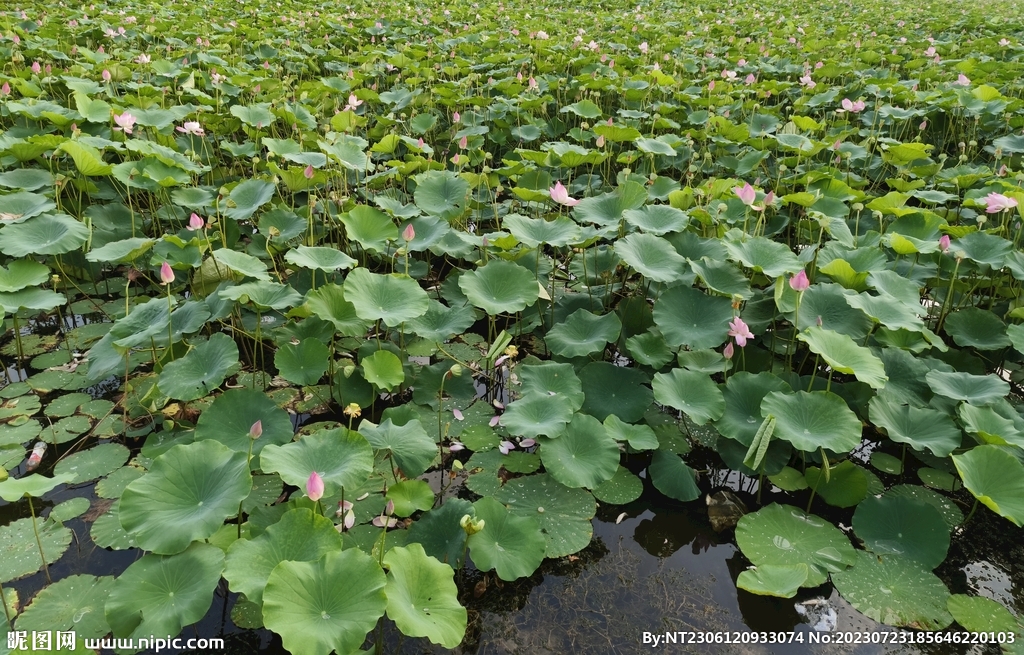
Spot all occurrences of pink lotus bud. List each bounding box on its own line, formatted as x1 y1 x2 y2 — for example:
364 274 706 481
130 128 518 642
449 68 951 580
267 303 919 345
248 420 262 439
1 82 9 96
31 61 40 74
789 270 810 292
596 135 605 147
159 261 175 285
402 223 415 242
452 111 460 123
102 69 111 82
723 342 734 359
306 471 324 501
458 135 468 149
188 213 204 230
734 182 756 206
939 235 951 252
303 164 315 179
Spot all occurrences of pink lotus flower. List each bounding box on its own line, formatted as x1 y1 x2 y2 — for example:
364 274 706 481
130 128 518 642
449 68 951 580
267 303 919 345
723 342 734 359
839 98 865 113
549 181 579 207
596 134 605 147
0 82 9 96
728 317 754 347
102 69 111 82
452 111 460 123
31 61 40 74
159 261 175 285
639 41 649 55
303 164 315 180
458 135 468 149
753 191 774 212
306 471 324 501
744 73 756 85
789 270 810 291
985 193 1018 213
136 53 150 64
175 121 204 136
939 235 951 252
248 420 262 439
343 93 362 112
188 213 204 230
734 182 756 206
955 73 971 86
113 111 136 135
799 73 816 89
402 223 415 242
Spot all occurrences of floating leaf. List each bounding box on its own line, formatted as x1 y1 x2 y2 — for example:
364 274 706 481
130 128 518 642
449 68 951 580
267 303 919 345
538 413 619 489
0 517 72 583
853 494 950 569
158 333 240 401
831 551 952 630
652 368 725 426
468 496 545 581
384 544 467 648
15 574 114 639
53 443 129 483
544 308 621 357
648 450 700 502
344 268 429 326
501 393 574 439
458 260 540 315
952 445 1024 527
275 338 330 386
259 428 372 496
760 391 862 453
493 474 596 558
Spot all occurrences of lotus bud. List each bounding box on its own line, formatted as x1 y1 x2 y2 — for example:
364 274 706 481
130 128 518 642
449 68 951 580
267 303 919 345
385 499 395 516
723 342 735 360
306 471 324 501
460 514 485 535
188 213 204 230
303 164 315 179
939 235 951 252
402 223 415 242
449 363 463 377
159 261 175 285
248 420 262 439
789 270 810 292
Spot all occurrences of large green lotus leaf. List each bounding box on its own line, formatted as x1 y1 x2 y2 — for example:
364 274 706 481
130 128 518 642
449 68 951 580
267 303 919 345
86 236 155 264
947 595 1022 635
760 391 861 453
195 388 293 463
925 370 1008 406
224 508 342 607
119 440 252 554
715 372 791 446
572 184 647 227
263 548 386 655
230 104 276 128
952 445 1024 527
406 299 476 342
359 419 436 478
503 214 581 247
275 337 330 386
458 260 539 315
468 496 545 581
0 259 49 292
493 473 596 558
221 281 302 310
385 480 434 517
0 288 66 314
0 473 74 501
614 232 688 283
853 495 949 569
1009 323 1024 356
407 498 474 568
868 396 960 457
622 205 689 235
105 542 225 640
886 484 963 530
260 428 372 495
518 362 585 411
0 191 55 222
384 543 467 648
544 308 621 357
0 214 89 256
361 349 405 391
500 393 573 438
690 259 753 299
413 170 469 221
210 248 272 282
652 368 725 426
53 443 129 484
804 461 868 508
648 450 700 502
341 205 399 252
845 291 928 334
580 361 652 423
737 564 810 599
625 330 675 369
538 413 619 489
222 178 276 221
344 268 429 326
305 283 372 337
797 326 887 389
90 502 134 550
723 235 803 277
954 232 1013 269
319 134 371 171
793 283 873 339
653 285 733 349
736 504 856 588
0 168 53 191
944 308 1011 350
591 466 644 504
832 551 952 630
958 403 1024 447
284 245 357 272
15 574 114 639
0 517 72 583
603 415 659 451
158 333 240 401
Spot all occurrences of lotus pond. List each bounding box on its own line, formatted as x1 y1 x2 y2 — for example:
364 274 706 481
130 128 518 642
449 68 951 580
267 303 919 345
3 0 1024 652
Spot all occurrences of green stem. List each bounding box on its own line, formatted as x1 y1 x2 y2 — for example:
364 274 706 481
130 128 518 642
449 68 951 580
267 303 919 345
166 289 175 361
0 579 12 627
27 496 51 583
936 258 961 333
964 498 979 525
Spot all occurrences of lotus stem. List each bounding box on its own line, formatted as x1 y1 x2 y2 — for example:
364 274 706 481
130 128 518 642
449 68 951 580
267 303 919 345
166 288 175 361
0 579 12 627
26 496 51 583
11 315 25 380
936 257 961 333
964 498 979 525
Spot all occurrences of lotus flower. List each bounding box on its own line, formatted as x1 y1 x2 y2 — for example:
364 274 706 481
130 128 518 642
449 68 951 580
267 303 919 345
1 82 9 96
723 342 734 360
955 73 971 86
303 164 315 180
306 471 324 501
728 317 754 347
799 73 816 88
102 69 111 82
136 54 151 64
839 98 865 113
159 261 174 285
549 181 579 207
985 193 1018 213
402 223 415 242
175 121 204 136
734 182 756 206
113 111 136 135
452 111 460 123
789 270 810 292
31 61 40 74
248 420 262 440
458 135 468 149
343 93 362 112
939 235 951 252
188 213 204 231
